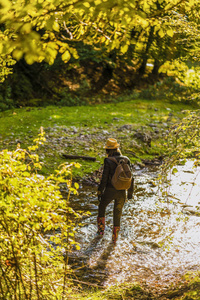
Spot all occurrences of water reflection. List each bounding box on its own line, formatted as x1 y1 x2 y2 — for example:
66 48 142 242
167 160 200 208
69 162 200 289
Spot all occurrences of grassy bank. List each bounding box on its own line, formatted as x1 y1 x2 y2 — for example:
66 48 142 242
0 98 198 178
70 271 200 300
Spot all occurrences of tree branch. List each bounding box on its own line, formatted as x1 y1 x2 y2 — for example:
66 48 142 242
63 21 73 39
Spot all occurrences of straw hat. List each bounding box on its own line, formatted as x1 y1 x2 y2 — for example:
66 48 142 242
104 138 120 149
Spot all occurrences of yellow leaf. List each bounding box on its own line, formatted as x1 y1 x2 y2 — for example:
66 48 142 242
62 50 71 62
53 21 59 32
74 182 79 189
83 2 90 7
167 29 174 37
158 28 165 38
75 163 81 168
21 23 32 34
12 49 23 60
120 44 128 54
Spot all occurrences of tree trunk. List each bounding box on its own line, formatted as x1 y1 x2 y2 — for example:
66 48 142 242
138 26 155 77
92 63 113 92
151 59 160 77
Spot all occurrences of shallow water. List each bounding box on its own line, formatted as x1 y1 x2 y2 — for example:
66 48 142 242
167 160 200 207
69 162 200 289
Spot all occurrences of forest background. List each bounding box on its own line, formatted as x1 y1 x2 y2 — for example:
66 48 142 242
0 0 200 299
1 0 200 108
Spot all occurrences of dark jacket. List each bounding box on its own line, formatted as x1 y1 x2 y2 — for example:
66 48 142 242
98 154 134 199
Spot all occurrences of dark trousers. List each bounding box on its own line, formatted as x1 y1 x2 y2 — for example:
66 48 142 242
98 188 126 227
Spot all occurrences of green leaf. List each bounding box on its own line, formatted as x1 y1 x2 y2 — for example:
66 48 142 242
172 168 178 174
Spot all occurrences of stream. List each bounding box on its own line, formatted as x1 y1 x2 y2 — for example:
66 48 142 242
68 160 200 291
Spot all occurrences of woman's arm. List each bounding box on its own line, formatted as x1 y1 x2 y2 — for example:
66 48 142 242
98 158 110 194
127 159 134 199
127 177 134 199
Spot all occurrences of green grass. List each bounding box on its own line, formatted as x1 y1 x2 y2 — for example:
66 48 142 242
66 273 200 300
68 271 200 300
72 283 151 300
0 98 197 177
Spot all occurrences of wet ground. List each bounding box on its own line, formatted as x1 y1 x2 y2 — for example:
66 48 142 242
69 161 200 291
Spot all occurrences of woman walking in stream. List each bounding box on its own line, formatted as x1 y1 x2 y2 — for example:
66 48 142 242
97 138 134 244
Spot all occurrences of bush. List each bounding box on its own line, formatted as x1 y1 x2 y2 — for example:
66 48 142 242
0 128 82 299
59 90 87 106
139 77 198 103
0 87 14 111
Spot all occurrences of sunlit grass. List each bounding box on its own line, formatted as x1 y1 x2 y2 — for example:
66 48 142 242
72 283 149 300
0 98 197 177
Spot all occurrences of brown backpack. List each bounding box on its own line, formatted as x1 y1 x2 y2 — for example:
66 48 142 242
108 157 132 190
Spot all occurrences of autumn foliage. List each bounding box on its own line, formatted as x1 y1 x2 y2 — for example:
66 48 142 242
0 128 81 299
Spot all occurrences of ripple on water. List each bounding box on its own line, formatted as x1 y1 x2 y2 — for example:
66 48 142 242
69 162 200 288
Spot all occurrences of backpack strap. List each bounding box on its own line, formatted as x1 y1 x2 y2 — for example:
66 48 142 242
107 157 119 164
108 157 129 165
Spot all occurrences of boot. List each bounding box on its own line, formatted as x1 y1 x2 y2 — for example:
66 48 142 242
97 217 105 236
112 226 120 244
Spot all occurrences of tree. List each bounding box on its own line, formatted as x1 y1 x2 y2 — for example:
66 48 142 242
1 0 200 99
0 0 199 65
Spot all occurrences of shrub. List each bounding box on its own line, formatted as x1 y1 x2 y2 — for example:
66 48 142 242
0 87 14 111
139 77 198 103
59 90 87 106
0 128 82 299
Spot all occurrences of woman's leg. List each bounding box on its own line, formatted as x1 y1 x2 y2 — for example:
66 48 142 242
112 195 125 244
97 188 114 235
113 197 125 227
98 188 114 218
